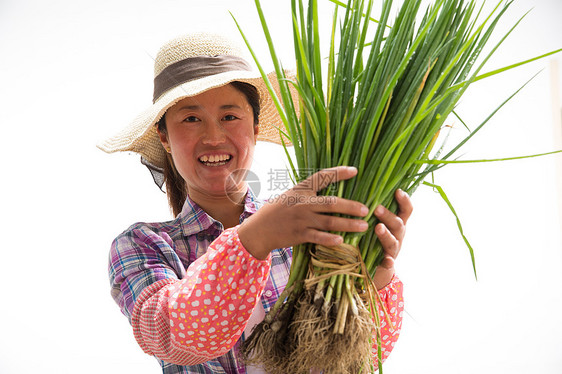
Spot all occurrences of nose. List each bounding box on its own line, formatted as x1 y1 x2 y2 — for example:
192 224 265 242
202 119 226 146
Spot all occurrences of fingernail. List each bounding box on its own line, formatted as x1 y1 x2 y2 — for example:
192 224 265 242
360 206 369 216
359 221 368 230
375 205 385 216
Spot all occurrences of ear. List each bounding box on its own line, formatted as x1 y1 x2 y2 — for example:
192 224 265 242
253 124 259 145
156 126 170 152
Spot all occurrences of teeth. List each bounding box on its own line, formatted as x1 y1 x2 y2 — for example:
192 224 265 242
199 154 231 164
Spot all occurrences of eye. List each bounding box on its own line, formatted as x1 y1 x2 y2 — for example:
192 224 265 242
222 114 239 121
183 116 200 123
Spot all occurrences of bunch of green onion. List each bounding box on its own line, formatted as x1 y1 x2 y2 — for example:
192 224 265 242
233 0 561 372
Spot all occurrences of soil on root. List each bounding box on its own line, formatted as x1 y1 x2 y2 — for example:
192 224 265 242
240 299 297 374
328 295 375 373
288 291 375 373
287 290 335 373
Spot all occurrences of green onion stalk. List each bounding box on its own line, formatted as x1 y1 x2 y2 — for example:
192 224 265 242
234 0 561 372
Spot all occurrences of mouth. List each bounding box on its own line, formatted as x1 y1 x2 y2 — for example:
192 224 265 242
198 154 233 167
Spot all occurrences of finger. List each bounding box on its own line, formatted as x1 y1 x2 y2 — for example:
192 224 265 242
309 196 368 217
303 228 343 247
395 189 414 225
374 205 406 242
311 214 369 233
375 223 400 259
299 166 357 193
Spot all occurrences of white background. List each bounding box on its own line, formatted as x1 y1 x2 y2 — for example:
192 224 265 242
0 0 561 373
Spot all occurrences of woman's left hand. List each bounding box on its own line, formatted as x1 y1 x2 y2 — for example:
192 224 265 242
372 189 413 290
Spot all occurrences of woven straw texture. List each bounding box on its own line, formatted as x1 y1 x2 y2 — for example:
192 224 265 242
97 32 296 171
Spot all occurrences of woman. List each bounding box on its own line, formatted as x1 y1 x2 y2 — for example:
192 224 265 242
98 32 412 373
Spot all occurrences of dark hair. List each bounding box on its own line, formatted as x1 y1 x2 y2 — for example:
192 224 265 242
230 81 260 125
157 81 260 216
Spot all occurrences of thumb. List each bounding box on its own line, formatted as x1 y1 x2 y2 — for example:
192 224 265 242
379 256 395 270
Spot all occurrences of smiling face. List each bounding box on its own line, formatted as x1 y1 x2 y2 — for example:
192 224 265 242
157 83 259 200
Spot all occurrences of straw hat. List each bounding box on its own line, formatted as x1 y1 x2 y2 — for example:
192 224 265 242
97 32 294 183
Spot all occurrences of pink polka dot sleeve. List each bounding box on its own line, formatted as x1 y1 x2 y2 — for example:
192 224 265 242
130 227 272 366
373 275 404 366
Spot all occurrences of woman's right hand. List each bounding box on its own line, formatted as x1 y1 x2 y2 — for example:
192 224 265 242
238 166 369 260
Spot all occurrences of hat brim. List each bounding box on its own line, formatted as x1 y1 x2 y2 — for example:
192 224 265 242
97 69 296 171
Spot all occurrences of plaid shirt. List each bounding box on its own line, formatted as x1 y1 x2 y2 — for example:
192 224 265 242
109 189 291 373
109 188 403 373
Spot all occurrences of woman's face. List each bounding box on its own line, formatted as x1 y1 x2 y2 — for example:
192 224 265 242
158 84 258 198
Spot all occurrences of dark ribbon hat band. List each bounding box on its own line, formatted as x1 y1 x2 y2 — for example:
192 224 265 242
153 55 253 103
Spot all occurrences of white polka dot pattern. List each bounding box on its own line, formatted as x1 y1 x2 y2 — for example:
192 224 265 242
131 227 271 366
371 276 404 365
